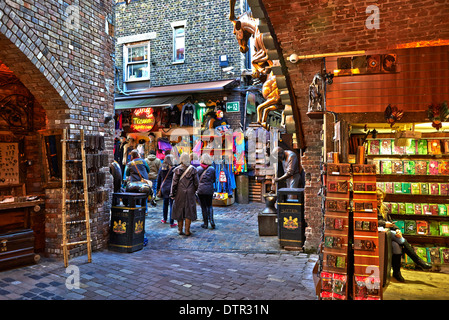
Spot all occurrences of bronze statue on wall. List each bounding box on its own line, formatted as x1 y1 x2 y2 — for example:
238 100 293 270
229 0 280 128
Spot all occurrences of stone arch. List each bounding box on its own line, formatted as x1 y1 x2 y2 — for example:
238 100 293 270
0 6 79 128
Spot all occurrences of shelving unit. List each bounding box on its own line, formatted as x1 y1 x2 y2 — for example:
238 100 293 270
366 136 449 266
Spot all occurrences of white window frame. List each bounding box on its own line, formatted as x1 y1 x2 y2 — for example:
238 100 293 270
171 20 186 64
123 42 151 83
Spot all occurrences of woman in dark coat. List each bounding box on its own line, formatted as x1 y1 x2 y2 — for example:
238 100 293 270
196 154 216 229
170 153 199 236
156 154 177 227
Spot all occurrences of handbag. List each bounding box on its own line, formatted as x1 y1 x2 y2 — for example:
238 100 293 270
157 167 172 198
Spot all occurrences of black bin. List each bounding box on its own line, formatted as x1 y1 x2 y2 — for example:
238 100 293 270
277 188 305 249
109 193 147 253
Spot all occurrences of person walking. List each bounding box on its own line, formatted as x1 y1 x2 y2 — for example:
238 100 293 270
196 154 216 229
156 154 177 228
170 153 199 236
145 150 161 206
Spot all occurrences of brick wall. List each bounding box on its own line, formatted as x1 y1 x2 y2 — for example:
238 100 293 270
259 0 449 251
0 0 116 258
114 0 243 90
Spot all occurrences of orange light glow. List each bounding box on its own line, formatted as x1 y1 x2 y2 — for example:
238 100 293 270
394 39 449 49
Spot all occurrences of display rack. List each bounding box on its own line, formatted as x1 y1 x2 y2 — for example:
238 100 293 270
352 163 382 300
321 162 350 300
367 137 449 267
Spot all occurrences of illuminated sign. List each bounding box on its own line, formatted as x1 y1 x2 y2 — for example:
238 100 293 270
131 107 155 132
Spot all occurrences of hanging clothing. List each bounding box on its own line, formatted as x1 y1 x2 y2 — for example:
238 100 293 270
233 130 246 173
180 102 195 126
168 105 181 125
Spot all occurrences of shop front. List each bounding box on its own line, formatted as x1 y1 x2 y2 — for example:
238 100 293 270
317 45 449 300
114 79 254 206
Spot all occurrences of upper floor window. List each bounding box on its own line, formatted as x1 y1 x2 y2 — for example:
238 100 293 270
171 21 186 64
125 43 150 81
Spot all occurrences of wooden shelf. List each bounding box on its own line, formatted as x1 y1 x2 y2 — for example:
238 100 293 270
390 214 449 221
376 174 448 182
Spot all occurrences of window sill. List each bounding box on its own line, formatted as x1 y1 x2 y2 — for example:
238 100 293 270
172 61 185 65
125 78 150 83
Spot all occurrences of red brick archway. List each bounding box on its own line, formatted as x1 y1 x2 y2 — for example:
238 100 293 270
0 8 79 128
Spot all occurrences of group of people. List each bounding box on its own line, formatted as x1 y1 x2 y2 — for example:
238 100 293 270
124 149 216 236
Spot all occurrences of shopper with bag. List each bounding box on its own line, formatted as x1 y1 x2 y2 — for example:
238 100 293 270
156 154 177 227
145 150 162 206
196 154 216 229
170 153 199 236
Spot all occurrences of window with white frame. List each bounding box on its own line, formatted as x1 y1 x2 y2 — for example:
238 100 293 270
171 21 186 63
124 43 150 81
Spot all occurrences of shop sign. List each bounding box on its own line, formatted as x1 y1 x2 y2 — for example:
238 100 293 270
226 101 240 113
131 107 155 132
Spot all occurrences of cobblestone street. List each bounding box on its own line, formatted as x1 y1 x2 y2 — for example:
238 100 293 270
0 202 319 302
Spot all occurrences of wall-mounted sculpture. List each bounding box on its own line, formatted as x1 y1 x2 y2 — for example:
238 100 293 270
229 0 280 128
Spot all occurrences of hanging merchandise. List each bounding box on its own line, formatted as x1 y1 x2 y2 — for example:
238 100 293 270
214 109 231 135
168 105 181 126
180 102 196 126
233 129 246 173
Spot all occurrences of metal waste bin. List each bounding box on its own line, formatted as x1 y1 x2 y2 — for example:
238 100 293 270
109 193 147 253
277 188 305 249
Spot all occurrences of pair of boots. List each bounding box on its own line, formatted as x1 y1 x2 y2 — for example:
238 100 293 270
178 219 192 236
201 206 215 229
392 241 432 282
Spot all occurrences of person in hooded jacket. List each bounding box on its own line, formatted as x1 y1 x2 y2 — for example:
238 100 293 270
156 154 177 227
170 153 199 236
145 150 161 205
196 153 216 229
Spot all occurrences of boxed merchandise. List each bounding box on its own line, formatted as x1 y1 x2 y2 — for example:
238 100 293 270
404 220 417 234
438 204 447 216
440 222 449 236
430 183 440 195
368 140 380 155
429 160 439 175
385 182 393 194
440 183 449 195
392 160 404 174
444 140 449 154
414 247 429 262
381 161 392 174
401 182 411 194
439 161 449 175
373 160 381 174
415 161 428 175
405 203 414 215
395 220 405 234
428 140 442 155
393 144 405 155
417 140 428 155
321 272 333 292
429 204 439 215
406 140 416 154
332 273 347 300
394 182 402 194
422 204 431 215
420 183 429 195
391 202 399 214
429 221 440 236
380 140 392 155
416 221 428 235
411 183 421 195
376 182 385 192
414 203 422 215
398 203 406 215
440 248 449 264
427 247 441 265
404 160 415 175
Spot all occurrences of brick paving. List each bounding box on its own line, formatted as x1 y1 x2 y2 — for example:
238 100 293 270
0 202 318 301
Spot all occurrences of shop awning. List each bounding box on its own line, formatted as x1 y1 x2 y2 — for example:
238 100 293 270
137 79 237 95
114 95 190 110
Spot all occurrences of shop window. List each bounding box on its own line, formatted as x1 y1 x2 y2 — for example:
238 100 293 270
124 43 150 81
171 21 186 64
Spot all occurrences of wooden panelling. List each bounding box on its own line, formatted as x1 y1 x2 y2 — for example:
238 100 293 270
326 46 449 113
